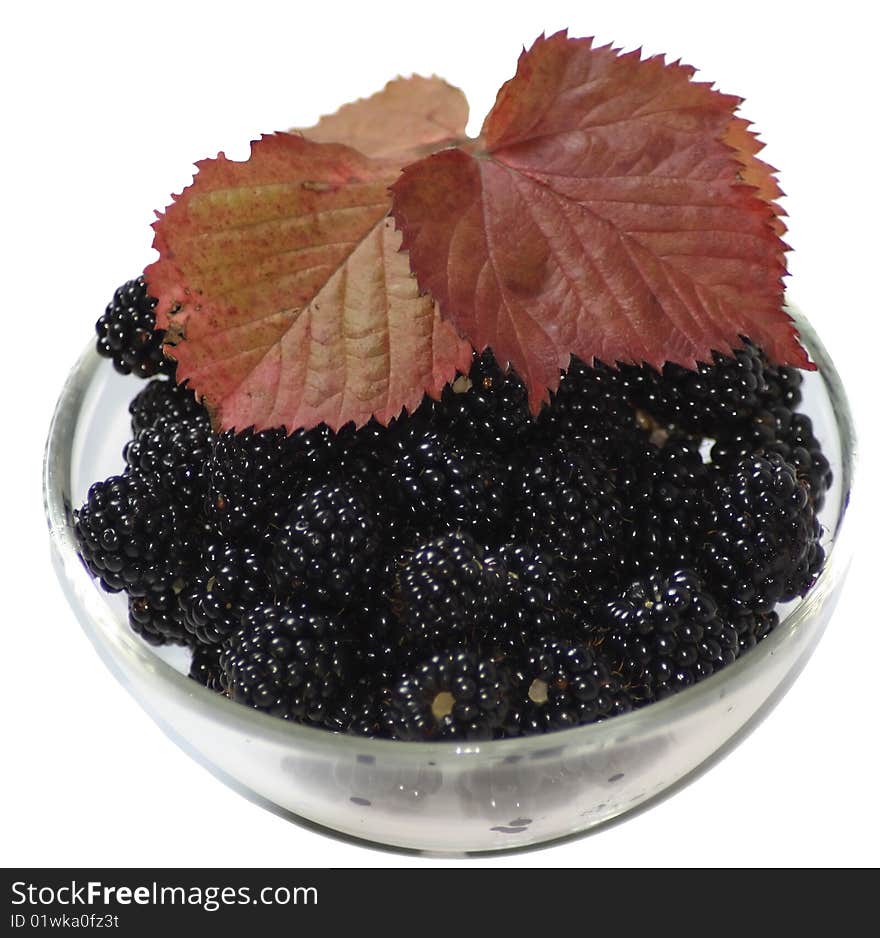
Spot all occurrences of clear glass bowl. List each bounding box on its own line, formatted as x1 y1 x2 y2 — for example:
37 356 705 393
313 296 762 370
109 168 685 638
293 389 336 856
43 311 856 854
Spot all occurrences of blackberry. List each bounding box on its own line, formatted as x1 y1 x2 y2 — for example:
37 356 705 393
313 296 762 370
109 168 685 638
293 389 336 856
220 602 356 726
540 357 635 441
270 482 382 607
128 378 208 435
124 413 212 475
709 411 779 471
435 350 534 450
767 410 833 510
189 643 224 691
731 609 779 655
484 545 570 651
128 589 189 646
700 454 824 614
510 439 622 585
387 424 509 541
620 341 767 433
615 440 711 577
179 540 269 644
158 461 212 521
384 648 509 740
710 405 833 511
326 677 384 737
394 532 501 643
595 569 739 702
74 472 181 594
505 637 632 734
345 601 412 682
95 276 174 378
205 427 307 539
761 358 804 410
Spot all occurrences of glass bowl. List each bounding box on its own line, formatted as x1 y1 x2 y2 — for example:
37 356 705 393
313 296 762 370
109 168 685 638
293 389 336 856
43 310 856 854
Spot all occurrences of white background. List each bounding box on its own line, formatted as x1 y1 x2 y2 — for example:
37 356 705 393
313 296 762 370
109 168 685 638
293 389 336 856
3 0 877 868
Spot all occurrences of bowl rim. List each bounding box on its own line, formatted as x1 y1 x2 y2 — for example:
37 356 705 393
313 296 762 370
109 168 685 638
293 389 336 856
43 307 857 760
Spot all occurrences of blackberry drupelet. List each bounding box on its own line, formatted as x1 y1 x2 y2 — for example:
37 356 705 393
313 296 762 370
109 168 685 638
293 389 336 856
128 378 208 435
220 602 356 726
505 637 632 734
270 482 382 607
95 276 175 378
700 453 824 614
395 532 501 643
594 569 739 702
74 471 181 594
384 648 509 740
180 539 269 644
189 643 224 691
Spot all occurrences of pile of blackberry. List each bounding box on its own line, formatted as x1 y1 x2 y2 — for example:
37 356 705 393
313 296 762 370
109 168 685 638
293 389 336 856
76 278 832 741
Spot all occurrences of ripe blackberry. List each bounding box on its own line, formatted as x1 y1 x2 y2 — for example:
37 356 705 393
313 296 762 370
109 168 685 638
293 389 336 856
614 440 711 577
509 439 622 585
189 643 224 691
619 341 767 433
709 411 779 471
220 602 356 726
344 601 413 681
128 378 208 435
269 482 382 607
394 532 501 643
761 358 804 410
74 471 181 594
205 427 307 539
710 404 833 511
179 540 269 644
731 609 779 655
387 424 509 541
158 461 212 521
484 545 570 651
505 637 632 734
128 589 190 646
700 454 824 614
595 569 739 702
95 276 174 378
384 648 509 740
768 409 833 510
326 677 384 736
435 350 534 450
123 413 212 475
540 357 635 441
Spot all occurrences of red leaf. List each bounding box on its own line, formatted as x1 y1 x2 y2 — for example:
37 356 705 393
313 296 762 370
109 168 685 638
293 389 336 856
391 31 809 412
298 74 469 162
146 133 471 432
723 116 787 237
